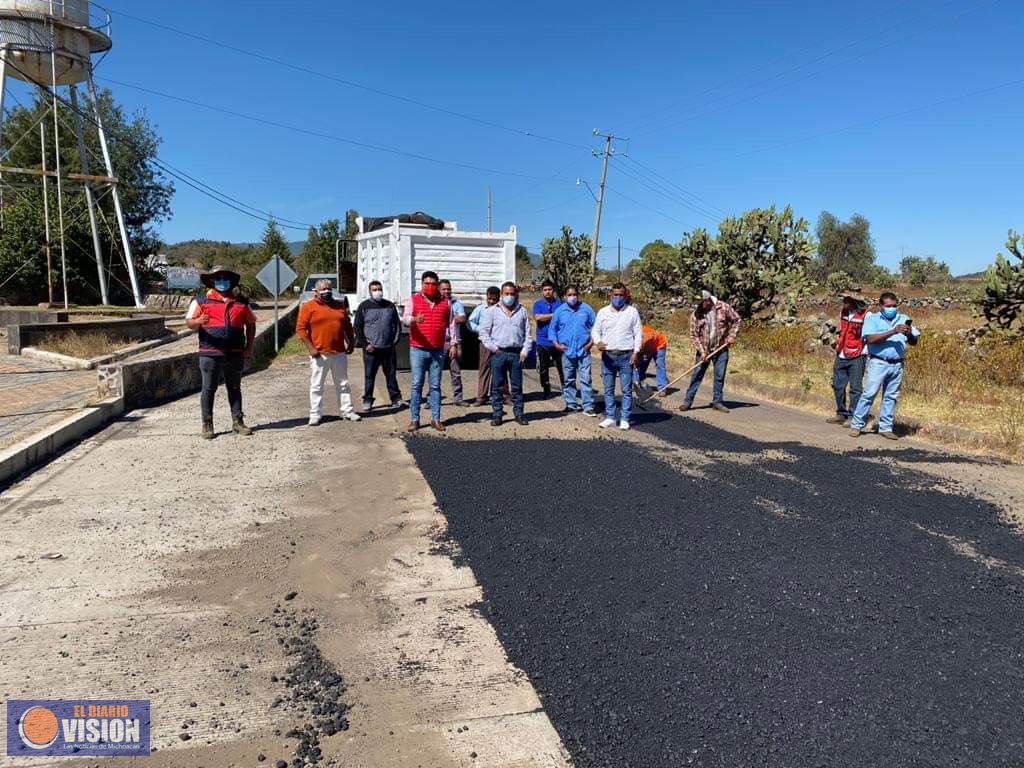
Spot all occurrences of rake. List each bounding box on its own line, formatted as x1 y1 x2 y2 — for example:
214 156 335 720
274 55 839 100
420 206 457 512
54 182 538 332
635 342 730 410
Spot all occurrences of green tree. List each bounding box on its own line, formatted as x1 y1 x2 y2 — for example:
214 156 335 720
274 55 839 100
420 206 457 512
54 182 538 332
676 205 814 318
256 220 294 297
977 230 1024 334
632 238 680 293
824 270 853 294
540 225 593 293
515 244 532 283
813 212 876 281
899 255 951 287
298 218 342 275
0 90 172 305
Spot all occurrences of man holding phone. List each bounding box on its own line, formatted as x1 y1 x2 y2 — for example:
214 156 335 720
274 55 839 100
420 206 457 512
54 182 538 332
849 292 920 441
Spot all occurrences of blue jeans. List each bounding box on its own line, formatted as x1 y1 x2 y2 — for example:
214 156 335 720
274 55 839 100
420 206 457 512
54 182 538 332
410 347 444 423
634 347 669 390
561 353 594 410
685 348 729 405
851 358 904 433
490 350 524 418
832 355 866 419
601 351 633 423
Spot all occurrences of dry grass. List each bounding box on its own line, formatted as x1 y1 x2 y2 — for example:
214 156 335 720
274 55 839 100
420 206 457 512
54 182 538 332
663 319 1024 462
36 331 119 359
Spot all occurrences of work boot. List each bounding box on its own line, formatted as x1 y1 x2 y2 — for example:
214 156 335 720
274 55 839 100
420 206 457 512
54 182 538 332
407 420 420 432
430 420 446 433
490 417 502 427
848 427 863 438
516 416 528 426
678 402 692 412
826 414 846 424
200 421 214 440
880 431 899 441
232 416 253 436
711 402 730 413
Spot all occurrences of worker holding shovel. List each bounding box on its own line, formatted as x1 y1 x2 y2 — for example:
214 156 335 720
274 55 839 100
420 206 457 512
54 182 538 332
680 290 741 413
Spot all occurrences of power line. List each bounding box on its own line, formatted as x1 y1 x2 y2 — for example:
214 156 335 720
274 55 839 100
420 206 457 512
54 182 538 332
635 0 996 137
98 77 586 186
493 150 593 206
667 75 1024 173
619 0 916 132
610 158 720 223
105 6 590 151
603 185 693 230
618 156 727 217
5 57 315 231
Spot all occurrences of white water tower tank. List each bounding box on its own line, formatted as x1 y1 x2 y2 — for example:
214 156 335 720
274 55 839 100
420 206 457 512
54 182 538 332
0 0 111 85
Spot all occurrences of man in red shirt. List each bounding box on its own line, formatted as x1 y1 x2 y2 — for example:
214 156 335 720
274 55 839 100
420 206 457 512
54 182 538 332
402 271 453 432
297 278 360 427
828 292 868 426
185 266 257 439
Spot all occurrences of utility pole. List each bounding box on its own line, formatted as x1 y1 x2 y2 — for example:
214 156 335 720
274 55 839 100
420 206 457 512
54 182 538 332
589 130 625 273
486 186 492 232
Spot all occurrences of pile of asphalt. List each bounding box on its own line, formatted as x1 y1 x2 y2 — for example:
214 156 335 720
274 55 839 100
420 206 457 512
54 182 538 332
269 609 350 767
408 422 1024 767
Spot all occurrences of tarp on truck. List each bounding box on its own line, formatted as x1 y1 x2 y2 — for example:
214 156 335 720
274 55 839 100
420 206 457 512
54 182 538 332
362 212 446 233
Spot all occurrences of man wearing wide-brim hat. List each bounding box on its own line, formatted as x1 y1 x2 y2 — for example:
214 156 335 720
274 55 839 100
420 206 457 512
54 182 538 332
826 290 870 427
185 265 258 439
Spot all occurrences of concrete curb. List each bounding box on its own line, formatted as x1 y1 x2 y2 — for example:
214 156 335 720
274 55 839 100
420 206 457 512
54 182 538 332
20 328 195 370
0 396 125 488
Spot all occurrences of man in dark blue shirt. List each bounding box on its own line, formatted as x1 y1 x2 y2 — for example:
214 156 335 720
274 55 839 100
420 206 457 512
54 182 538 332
532 279 565 398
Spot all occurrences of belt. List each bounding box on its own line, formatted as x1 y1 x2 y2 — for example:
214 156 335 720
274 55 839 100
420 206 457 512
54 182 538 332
869 354 904 364
604 349 632 356
498 346 523 353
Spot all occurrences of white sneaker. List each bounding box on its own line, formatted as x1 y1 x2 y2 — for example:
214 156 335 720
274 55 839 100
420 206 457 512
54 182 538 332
341 412 362 422
599 417 616 428
619 420 630 431
308 417 321 427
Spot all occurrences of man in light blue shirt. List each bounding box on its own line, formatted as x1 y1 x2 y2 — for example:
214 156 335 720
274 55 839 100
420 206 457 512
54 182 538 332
479 281 533 426
551 285 597 415
440 279 467 405
849 292 920 440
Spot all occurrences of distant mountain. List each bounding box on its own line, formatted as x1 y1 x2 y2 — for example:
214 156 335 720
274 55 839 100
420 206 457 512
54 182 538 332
955 270 987 280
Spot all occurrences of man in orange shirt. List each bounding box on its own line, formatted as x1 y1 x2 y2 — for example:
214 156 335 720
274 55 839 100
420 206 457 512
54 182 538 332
297 278 360 426
633 324 669 396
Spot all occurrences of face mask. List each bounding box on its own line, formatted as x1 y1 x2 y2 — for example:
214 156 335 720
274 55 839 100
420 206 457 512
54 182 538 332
611 296 625 309
566 296 579 307
881 306 898 321
423 285 439 298
370 290 383 301
317 289 333 301
213 279 232 293
501 295 516 307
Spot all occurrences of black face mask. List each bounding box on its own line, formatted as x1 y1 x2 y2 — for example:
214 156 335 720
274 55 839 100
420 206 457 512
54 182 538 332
317 290 333 301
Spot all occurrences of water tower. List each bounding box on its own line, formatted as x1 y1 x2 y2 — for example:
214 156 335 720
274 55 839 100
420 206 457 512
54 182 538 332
0 1 143 307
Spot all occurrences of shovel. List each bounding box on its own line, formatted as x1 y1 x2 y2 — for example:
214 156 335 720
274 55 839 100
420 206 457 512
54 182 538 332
636 342 730 409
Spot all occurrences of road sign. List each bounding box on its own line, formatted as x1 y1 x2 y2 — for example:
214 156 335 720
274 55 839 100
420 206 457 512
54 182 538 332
256 256 297 353
256 256 296 296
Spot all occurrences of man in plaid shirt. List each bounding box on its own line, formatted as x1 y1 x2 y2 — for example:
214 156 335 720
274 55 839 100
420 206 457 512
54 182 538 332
681 290 741 413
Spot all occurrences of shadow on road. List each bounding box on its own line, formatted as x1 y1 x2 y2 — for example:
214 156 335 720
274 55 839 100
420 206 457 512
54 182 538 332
408 417 1024 768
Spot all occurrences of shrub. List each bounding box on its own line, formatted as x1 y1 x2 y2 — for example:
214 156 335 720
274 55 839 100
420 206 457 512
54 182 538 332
824 271 853 294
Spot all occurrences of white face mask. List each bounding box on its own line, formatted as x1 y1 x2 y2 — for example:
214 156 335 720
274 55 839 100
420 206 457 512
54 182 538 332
370 290 383 300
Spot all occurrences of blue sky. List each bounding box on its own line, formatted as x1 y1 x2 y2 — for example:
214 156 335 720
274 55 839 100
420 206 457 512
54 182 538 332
90 0 1022 273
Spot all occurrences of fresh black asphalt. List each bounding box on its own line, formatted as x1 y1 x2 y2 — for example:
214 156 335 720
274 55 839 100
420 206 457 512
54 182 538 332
408 411 1024 767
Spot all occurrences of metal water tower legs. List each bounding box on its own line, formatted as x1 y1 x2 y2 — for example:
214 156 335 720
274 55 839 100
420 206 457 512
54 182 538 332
69 83 108 305
87 74 143 308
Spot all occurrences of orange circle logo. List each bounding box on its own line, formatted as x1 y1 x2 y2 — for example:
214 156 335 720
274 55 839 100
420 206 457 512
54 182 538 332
19 706 59 749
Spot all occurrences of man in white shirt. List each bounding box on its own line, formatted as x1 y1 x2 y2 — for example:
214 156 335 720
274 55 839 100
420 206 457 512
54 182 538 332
591 282 643 430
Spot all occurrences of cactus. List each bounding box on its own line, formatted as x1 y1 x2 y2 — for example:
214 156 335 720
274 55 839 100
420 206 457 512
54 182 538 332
978 230 1024 335
824 271 853 295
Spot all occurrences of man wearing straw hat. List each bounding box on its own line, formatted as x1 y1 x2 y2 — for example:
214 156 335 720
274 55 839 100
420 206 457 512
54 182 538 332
680 290 741 413
185 265 258 439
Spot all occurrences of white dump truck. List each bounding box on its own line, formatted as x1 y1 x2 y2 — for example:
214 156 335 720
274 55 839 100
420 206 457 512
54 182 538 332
354 214 517 310
352 213 517 368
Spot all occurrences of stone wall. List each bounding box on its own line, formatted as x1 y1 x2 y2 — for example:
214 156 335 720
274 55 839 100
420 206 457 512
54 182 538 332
8 316 167 354
0 309 69 325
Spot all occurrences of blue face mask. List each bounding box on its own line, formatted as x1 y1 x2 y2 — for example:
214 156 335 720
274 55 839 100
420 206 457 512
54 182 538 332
881 306 898 321
611 296 625 309
566 296 579 307
501 295 516 307
213 278 232 293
